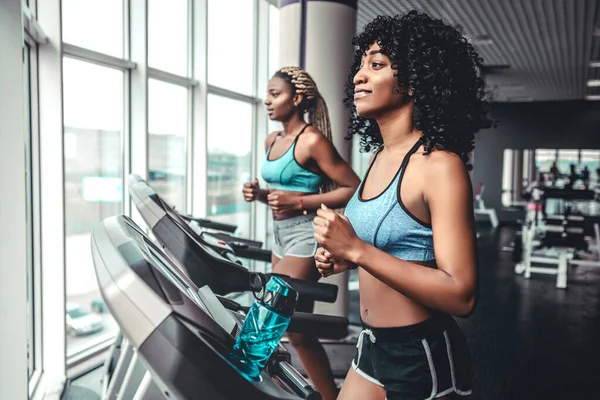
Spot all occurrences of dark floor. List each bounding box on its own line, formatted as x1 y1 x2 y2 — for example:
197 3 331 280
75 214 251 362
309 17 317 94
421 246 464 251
70 226 600 399
458 227 600 399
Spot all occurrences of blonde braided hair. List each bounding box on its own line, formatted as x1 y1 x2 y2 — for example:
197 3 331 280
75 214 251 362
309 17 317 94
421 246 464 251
275 66 336 193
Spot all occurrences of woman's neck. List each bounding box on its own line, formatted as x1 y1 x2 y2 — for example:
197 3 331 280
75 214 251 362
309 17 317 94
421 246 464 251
282 113 307 136
376 104 421 153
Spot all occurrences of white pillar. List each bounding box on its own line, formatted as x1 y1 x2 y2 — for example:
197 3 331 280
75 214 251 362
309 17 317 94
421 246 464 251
279 0 357 319
0 1 28 399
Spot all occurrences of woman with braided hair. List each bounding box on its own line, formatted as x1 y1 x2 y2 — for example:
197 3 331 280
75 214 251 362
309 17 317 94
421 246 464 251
313 11 492 399
242 66 360 400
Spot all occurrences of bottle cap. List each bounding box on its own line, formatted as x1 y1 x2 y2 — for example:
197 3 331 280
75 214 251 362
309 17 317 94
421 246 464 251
262 276 298 317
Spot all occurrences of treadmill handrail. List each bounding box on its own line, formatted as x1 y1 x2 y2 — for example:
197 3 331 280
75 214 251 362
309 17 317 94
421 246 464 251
179 213 238 234
264 273 338 304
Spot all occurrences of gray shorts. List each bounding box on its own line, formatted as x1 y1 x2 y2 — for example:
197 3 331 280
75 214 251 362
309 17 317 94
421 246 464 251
272 213 318 259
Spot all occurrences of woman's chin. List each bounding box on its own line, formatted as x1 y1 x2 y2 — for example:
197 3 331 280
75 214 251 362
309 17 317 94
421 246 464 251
355 106 375 119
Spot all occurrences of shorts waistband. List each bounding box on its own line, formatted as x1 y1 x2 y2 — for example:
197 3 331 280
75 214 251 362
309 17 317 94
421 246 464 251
273 213 316 229
361 313 454 343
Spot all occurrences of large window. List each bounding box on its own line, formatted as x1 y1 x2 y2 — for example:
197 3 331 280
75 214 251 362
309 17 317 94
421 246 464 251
148 0 189 76
148 79 189 211
62 0 124 57
51 0 273 371
206 94 253 237
207 0 255 95
63 57 122 357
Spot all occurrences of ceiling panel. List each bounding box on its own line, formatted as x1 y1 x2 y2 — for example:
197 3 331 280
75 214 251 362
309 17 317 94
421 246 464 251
356 0 600 102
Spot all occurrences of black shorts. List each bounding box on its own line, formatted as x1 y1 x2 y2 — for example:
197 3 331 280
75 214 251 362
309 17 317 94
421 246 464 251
352 314 472 399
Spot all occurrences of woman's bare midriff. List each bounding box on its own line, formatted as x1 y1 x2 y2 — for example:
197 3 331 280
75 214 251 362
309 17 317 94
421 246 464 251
271 190 319 221
358 261 435 328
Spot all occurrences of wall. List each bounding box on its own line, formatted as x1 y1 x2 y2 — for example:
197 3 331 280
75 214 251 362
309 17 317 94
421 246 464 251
0 0 29 398
472 101 600 222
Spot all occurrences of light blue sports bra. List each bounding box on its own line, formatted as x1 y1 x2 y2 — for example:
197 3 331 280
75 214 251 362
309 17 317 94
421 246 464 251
345 138 435 263
261 125 322 193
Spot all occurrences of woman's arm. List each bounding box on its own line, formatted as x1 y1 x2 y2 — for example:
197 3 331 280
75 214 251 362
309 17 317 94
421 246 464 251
316 152 477 317
299 133 361 210
252 132 280 204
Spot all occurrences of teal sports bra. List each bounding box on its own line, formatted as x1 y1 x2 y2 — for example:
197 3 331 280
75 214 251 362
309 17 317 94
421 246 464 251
260 125 322 193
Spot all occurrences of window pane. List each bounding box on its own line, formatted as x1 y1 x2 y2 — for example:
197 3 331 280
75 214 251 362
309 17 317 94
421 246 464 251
268 4 280 77
557 149 579 181
580 150 600 184
63 58 122 357
62 0 123 57
208 0 255 95
148 0 189 76
148 79 188 211
535 149 556 172
207 94 252 237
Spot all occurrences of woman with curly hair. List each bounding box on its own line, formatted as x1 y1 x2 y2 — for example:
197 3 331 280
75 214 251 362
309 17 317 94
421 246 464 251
243 66 360 400
314 11 491 399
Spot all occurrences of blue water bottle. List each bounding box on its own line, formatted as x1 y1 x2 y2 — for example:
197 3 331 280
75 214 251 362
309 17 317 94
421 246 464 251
229 276 298 381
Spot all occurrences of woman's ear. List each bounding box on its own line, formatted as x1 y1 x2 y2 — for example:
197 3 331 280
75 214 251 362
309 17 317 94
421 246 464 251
293 93 304 107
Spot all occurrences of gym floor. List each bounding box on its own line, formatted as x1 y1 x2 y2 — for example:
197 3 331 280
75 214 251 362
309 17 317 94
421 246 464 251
67 226 600 399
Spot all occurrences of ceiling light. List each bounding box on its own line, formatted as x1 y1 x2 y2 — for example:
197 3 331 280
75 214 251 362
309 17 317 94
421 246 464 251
585 95 600 101
594 27 600 36
506 96 533 102
590 61 600 68
587 80 600 87
465 34 494 45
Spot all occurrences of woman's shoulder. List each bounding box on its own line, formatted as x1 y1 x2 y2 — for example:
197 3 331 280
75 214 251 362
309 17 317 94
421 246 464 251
421 148 470 182
265 131 281 149
297 125 329 147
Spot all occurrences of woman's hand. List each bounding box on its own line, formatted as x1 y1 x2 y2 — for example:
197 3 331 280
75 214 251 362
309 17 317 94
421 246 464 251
313 204 362 262
242 179 260 202
267 190 301 214
315 247 354 277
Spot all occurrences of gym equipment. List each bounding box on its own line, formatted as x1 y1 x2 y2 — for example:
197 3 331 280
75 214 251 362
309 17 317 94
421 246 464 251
127 173 357 379
128 174 272 263
514 186 600 289
128 175 340 308
474 183 499 228
92 215 323 399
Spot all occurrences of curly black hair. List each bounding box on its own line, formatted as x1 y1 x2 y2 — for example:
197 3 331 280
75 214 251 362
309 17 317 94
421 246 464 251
345 11 493 170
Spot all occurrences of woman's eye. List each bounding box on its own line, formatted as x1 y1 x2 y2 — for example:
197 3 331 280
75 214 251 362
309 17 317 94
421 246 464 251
372 62 384 68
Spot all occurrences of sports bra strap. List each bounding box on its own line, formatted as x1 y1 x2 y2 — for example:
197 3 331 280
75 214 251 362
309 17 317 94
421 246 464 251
292 123 311 144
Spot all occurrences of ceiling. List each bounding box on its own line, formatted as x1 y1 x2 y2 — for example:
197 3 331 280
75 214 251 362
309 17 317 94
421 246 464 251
356 0 600 102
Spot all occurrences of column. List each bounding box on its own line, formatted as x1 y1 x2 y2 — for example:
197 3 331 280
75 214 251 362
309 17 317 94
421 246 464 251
279 0 357 318
512 150 524 204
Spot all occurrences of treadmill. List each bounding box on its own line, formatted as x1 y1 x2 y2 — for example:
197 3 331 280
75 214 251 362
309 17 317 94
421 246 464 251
127 174 356 379
127 174 340 307
128 174 271 262
92 215 321 400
